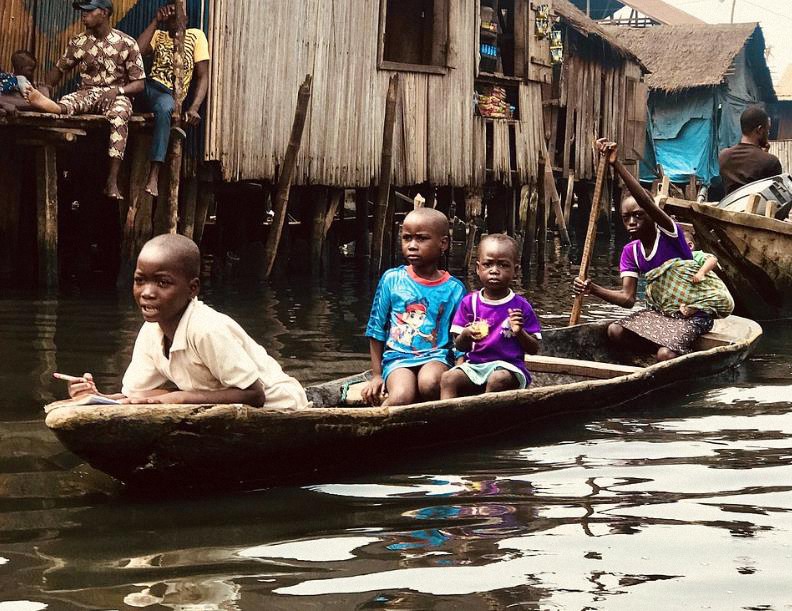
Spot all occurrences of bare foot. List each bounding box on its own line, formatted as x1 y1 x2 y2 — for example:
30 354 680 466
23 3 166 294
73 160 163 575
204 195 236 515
26 88 62 114
104 185 124 200
679 304 698 318
144 176 159 198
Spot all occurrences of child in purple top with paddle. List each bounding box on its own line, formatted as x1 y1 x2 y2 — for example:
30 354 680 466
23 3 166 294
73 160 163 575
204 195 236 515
441 234 541 399
572 139 713 361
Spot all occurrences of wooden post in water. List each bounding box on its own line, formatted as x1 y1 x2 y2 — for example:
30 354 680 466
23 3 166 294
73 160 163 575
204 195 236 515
262 74 313 279
563 172 575 225
355 187 371 260
36 144 58 289
569 151 608 325
164 0 187 234
371 74 399 276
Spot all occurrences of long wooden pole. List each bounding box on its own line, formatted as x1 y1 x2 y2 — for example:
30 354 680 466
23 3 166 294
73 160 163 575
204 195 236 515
569 152 608 326
262 74 313 279
371 74 399 276
166 0 187 234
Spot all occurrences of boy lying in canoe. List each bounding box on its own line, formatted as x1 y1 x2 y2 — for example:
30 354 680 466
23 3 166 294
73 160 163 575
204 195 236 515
441 234 541 399
572 139 731 361
66 234 308 408
361 208 466 406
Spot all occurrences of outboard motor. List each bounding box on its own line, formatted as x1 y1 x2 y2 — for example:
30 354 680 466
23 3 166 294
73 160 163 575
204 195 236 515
717 173 792 220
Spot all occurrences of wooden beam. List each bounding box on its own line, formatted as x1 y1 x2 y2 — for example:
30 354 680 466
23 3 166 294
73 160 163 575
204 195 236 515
262 74 313 279
371 74 399 275
36 144 58 289
525 355 642 379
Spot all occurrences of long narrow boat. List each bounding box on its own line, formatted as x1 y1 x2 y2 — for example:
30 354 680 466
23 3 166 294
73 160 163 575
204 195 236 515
690 202 792 319
45 316 761 490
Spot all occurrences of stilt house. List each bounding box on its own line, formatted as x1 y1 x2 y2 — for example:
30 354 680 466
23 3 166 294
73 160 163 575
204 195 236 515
610 23 776 187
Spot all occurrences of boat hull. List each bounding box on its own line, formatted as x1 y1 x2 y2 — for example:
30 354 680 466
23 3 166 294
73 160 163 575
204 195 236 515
690 203 792 319
44 318 762 490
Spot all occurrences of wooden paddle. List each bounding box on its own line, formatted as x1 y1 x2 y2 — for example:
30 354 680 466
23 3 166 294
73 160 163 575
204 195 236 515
569 149 610 326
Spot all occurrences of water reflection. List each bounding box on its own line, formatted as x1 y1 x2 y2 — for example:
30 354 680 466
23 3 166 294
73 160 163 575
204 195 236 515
0 255 791 608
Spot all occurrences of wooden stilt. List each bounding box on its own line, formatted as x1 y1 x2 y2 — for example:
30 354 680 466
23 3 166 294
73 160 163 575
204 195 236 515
193 163 214 245
118 133 153 286
179 165 198 239
262 74 313 279
310 187 329 274
355 187 370 260
463 186 483 271
563 172 575 226
371 74 399 276
523 184 538 272
36 144 58 289
164 0 188 235
463 220 477 271
0 146 21 281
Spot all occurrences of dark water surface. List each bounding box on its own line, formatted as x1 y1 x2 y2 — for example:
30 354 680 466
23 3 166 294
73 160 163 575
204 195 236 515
2 246 792 610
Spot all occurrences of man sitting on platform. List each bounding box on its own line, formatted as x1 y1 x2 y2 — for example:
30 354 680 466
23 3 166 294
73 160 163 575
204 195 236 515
719 106 782 196
24 0 145 200
137 0 210 197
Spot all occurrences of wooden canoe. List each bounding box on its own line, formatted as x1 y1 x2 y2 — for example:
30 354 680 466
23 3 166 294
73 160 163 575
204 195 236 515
690 202 792 319
44 316 762 491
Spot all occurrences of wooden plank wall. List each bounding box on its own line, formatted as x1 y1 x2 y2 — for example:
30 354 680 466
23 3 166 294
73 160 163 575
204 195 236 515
769 140 792 173
558 49 644 179
206 0 478 188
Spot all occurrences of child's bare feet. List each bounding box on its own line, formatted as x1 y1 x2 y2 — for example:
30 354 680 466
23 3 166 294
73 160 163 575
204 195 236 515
25 87 62 114
104 182 124 200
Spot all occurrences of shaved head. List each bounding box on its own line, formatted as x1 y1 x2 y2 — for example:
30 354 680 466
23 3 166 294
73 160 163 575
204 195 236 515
403 207 449 237
139 234 201 279
478 233 519 262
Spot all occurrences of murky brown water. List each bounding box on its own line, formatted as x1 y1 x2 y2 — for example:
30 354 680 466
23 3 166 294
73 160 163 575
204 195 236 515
1 242 791 610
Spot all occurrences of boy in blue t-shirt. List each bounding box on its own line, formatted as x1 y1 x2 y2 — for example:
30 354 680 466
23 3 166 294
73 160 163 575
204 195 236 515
362 208 466 406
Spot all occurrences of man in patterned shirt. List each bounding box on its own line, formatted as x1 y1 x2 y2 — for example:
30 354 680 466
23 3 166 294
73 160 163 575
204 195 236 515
25 0 145 200
137 1 210 197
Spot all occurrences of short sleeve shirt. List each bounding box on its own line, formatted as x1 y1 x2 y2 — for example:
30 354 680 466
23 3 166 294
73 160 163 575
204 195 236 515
56 29 145 89
0 72 19 93
121 298 307 408
450 290 541 378
365 265 466 379
149 28 210 96
619 222 693 278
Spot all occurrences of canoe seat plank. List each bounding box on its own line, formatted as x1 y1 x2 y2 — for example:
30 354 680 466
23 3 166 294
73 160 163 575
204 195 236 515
526 355 642 379
694 331 734 350
343 381 369 406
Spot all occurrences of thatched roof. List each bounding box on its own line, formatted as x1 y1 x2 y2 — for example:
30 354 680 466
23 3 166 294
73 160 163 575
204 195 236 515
554 0 646 70
609 23 775 99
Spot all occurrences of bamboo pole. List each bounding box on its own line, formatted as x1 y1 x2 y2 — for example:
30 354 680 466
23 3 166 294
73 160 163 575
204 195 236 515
371 74 399 276
166 0 187 234
262 74 313 279
569 152 608 326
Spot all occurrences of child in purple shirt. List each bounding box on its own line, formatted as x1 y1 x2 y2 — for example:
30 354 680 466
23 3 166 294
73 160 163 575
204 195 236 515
440 234 541 399
573 139 711 361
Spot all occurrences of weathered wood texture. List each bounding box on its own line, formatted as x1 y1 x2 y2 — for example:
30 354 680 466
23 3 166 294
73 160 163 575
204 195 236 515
690 202 792 319
44 317 761 489
206 0 481 187
35 145 58 289
769 140 792 173
558 49 645 178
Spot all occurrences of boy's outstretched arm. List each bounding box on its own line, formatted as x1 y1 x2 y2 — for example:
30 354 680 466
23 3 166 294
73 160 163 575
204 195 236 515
597 139 675 234
693 254 718 283
574 276 638 309
361 339 385 406
137 380 267 407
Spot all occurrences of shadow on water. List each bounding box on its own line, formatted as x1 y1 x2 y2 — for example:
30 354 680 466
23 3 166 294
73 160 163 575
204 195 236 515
1 243 791 609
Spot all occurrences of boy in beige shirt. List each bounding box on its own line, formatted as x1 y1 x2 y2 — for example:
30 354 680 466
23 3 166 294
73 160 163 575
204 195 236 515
67 234 308 408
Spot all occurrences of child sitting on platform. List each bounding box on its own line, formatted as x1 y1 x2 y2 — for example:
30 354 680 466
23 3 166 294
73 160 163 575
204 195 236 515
0 50 37 116
361 208 466 406
440 234 541 399
66 234 308 409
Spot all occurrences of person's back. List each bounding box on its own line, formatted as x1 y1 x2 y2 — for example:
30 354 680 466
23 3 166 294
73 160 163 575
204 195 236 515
719 105 782 196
